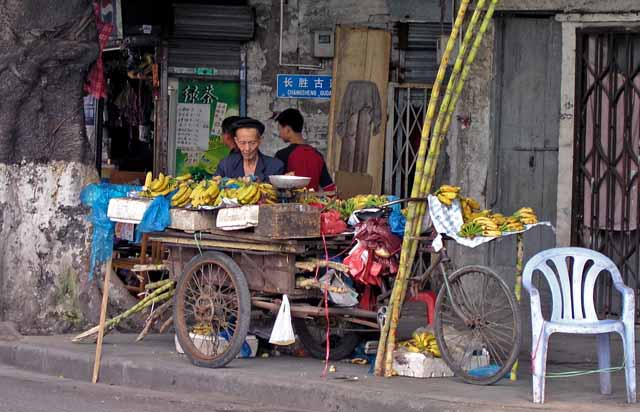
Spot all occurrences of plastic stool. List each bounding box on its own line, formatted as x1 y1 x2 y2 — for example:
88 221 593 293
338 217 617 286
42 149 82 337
408 291 436 326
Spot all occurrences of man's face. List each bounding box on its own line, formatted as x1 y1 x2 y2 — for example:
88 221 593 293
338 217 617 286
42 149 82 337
221 131 236 150
277 123 290 142
234 128 261 161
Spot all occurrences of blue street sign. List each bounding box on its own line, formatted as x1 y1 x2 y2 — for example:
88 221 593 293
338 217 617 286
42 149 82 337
277 74 332 99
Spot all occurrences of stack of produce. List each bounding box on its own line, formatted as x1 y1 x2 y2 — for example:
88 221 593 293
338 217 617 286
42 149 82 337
140 172 179 197
325 194 389 220
138 173 278 208
458 207 538 238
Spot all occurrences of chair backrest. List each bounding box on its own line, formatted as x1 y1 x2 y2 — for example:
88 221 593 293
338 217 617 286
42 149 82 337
522 247 624 322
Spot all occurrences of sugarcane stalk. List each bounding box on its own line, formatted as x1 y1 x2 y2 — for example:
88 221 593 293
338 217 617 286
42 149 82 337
374 0 472 377
144 278 173 290
72 282 175 343
159 315 174 334
400 0 499 305
511 233 524 380
381 0 495 377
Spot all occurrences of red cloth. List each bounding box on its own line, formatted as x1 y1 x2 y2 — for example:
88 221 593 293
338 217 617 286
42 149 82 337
343 218 402 287
84 1 113 98
320 210 347 235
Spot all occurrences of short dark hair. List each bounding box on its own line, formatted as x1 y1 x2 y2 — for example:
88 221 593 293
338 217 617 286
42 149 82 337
231 117 265 137
275 108 304 133
221 116 241 134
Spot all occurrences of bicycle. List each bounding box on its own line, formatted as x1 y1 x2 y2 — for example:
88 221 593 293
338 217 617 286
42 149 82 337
373 197 522 385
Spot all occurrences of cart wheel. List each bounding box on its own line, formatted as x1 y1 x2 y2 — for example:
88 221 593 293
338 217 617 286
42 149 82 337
434 265 521 385
174 252 251 368
293 317 361 360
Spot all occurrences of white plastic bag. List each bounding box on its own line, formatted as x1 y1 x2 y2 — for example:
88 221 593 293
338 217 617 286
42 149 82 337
269 295 296 346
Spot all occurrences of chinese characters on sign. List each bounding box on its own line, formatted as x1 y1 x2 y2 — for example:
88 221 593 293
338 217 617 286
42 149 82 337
176 103 210 164
277 74 332 99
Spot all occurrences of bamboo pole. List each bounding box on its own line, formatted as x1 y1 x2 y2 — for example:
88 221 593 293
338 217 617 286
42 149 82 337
511 233 524 381
377 0 501 377
92 258 112 384
374 0 472 377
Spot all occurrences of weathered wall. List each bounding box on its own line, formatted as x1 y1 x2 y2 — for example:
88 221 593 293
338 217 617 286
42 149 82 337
447 23 496 267
246 0 389 156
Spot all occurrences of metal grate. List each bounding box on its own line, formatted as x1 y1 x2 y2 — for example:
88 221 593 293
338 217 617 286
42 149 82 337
384 84 432 198
572 28 640 317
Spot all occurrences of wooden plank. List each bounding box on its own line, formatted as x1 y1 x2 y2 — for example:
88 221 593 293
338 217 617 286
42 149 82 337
364 29 391 194
148 234 304 254
327 26 368 173
92 258 112 384
326 25 391 194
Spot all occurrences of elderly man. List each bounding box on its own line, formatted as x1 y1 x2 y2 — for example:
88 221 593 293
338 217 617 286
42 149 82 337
215 117 284 181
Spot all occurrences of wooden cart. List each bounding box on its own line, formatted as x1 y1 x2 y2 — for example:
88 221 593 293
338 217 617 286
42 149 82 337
149 226 383 368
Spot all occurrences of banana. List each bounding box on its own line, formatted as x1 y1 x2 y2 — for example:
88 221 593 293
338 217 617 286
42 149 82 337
438 185 461 193
482 229 502 237
148 173 164 191
144 171 152 188
175 173 192 182
437 193 453 206
441 191 458 200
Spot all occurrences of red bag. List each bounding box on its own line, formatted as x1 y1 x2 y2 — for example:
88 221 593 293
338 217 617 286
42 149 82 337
320 210 347 235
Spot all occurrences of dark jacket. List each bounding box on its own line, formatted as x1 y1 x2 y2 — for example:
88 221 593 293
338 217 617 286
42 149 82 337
214 150 284 181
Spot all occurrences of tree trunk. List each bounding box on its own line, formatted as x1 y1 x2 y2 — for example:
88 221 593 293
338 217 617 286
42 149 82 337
0 0 139 333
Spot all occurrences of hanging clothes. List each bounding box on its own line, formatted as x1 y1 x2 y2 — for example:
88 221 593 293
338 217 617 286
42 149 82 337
336 81 382 173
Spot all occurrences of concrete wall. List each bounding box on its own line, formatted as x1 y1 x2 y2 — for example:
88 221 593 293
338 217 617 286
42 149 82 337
498 0 640 13
246 0 390 156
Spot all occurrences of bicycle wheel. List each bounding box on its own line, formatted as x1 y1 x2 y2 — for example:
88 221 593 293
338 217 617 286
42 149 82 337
434 265 521 385
174 252 251 368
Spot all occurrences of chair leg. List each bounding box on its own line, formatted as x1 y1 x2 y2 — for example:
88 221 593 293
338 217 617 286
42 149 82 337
532 330 549 404
597 333 612 395
622 327 637 403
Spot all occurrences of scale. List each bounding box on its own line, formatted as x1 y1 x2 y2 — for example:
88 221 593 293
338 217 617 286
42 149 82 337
268 175 311 203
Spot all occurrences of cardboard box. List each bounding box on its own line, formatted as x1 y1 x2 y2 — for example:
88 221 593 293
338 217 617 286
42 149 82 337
106 197 217 231
216 205 259 230
392 350 489 378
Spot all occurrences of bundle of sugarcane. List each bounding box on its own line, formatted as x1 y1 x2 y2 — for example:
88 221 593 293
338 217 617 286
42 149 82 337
72 279 175 343
375 0 500 377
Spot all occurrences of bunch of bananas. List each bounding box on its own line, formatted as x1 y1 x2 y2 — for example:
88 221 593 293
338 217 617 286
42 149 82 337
351 194 388 210
258 183 278 204
170 182 193 208
191 324 213 336
400 331 441 357
458 221 483 238
514 207 538 225
460 196 481 222
189 180 221 208
472 215 502 237
141 172 178 197
235 183 262 205
435 185 461 206
500 216 525 232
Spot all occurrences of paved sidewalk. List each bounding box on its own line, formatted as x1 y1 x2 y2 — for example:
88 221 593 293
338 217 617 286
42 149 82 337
0 333 637 412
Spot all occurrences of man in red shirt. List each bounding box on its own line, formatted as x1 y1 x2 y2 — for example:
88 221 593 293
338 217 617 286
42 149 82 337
274 109 335 191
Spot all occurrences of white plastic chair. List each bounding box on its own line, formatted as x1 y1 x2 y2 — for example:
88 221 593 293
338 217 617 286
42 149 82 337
523 247 636 404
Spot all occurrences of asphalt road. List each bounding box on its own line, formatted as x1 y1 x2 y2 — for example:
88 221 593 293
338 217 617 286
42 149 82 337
0 364 309 412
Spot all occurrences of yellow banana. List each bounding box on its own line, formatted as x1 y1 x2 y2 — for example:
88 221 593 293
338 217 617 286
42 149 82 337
437 193 452 206
144 172 152 188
